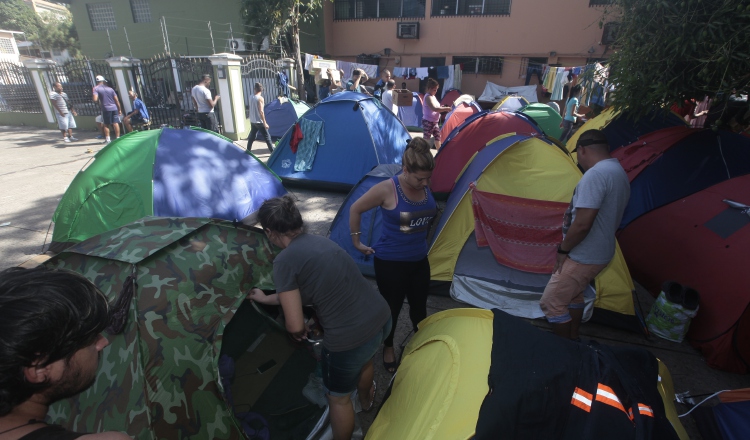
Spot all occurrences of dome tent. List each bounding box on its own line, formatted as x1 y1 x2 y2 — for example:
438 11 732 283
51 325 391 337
267 92 411 191
51 127 286 251
258 96 310 140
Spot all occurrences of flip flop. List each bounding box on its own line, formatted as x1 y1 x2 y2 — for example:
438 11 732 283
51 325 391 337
383 351 398 374
361 380 377 412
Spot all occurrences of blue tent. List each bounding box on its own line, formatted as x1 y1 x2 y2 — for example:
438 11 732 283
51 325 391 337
259 97 310 140
266 92 411 191
397 92 424 129
328 164 402 276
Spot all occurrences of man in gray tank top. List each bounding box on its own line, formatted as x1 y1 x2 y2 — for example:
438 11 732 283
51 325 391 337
540 129 630 340
247 82 275 153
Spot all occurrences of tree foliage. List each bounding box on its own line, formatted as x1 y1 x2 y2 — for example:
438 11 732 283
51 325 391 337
604 0 750 119
0 0 80 57
240 0 324 53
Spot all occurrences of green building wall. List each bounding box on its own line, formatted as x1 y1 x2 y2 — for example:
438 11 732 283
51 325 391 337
66 0 325 60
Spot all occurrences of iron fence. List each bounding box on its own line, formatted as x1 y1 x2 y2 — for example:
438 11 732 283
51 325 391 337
46 58 115 116
240 54 280 112
0 61 43 113
130 54 219 129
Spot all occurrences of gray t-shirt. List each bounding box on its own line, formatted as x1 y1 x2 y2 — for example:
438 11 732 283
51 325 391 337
49 91 69 115
248 94 263 123
191 84 214 113
273 233 390 352
564 158 630 265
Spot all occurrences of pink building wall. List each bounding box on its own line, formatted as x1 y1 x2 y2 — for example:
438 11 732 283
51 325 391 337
321 0 616 99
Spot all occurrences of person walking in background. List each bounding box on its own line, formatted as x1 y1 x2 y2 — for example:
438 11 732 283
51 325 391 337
247 82 275 153
191 74 220 133
540 129 630 340
49 82 78 143
249 196 390 440
123 90 150 133
373 69 391 100
422 78 451 149
92 75 122 145
381 80 397 115
349 138 438 374
560 85 586 143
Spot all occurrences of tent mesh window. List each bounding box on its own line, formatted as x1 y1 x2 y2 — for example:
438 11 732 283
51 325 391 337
334 0 425 20
453 56 504 75
432 0 511 16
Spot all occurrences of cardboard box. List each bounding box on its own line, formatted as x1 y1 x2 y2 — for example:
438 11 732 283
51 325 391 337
314 68 340 85
311 58 337 73
393 89 412 106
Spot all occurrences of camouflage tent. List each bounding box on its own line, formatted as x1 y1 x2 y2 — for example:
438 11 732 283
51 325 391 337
43 217 326 439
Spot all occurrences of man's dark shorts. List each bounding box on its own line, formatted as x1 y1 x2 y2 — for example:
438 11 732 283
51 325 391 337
101 110 119 125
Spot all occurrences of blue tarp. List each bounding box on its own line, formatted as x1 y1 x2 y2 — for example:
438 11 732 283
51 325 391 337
153 128 287 223
328 164 402 276
267 92 412 191
621 130 750 228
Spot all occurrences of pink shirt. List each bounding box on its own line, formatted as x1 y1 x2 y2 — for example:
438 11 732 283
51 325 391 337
422 93 441 122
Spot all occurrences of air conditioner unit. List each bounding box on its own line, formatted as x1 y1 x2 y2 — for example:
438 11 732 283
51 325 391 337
397 22 419 39
601 22 620 45
228 38 246 51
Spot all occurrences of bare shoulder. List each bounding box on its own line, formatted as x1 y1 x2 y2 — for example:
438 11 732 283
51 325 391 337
78 431 132 439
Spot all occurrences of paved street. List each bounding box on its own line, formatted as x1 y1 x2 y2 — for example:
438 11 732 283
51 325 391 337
1 124 749 438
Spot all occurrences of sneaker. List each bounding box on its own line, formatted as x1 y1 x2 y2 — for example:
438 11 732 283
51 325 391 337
104 140 111 145
69 137 79 141
302 374 328 408
63 137 71 143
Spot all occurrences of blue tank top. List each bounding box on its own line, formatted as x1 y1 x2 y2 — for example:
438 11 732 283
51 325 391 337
374 176 437 261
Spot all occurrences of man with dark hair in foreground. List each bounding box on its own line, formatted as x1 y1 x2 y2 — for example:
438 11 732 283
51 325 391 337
0 267 130 440
540 129 630 340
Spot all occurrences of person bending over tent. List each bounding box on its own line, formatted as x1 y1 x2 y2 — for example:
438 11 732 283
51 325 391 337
422 78 451 149
541 129 630 340
0 267 130 440
248 196 391 440
349 138 438 373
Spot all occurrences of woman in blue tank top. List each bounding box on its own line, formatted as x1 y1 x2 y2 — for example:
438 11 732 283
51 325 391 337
349 137 438 373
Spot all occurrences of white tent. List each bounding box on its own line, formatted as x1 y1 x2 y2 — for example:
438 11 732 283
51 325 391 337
478 82 538 104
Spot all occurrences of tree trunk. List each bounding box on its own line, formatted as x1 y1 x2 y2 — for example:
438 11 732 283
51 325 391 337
292 1 306 102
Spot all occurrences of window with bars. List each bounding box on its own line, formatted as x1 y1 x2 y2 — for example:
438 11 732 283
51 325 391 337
87 3 117 31
432 0 511 16
130 0 152 23
334 0 425 20
0 38 15 54
453 56 504 75
518 57 547 78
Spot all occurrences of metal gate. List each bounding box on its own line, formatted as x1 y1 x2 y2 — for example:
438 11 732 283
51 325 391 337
130 55 220 129
241 54 280 111
0 61 42 113
46 58 114 116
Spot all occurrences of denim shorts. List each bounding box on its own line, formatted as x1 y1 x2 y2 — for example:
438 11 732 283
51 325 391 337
322 317 392 396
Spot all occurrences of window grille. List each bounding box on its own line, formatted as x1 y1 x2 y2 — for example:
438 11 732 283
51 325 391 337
0 38 15 54
432 0 511 17
334 0 425 20
453 56 504 75
87 3 117 31
130 0 152 23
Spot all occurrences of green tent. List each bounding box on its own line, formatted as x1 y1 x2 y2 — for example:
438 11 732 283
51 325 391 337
45 217 327 439
518 103 564 140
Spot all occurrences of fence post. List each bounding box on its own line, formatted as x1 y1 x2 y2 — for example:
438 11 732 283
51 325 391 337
107 57 140 114
208 53 246 141
21 58 57 126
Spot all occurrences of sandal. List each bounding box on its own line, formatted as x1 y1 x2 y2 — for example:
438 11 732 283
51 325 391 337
383 350 398 374
360 380 377 412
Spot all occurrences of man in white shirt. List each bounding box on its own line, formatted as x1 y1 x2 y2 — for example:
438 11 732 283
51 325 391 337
190 74 220 133
49 82 78 143
381 80 397 115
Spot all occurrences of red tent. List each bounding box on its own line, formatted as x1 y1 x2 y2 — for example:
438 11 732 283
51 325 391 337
431 111 542 195
440 88 462 107
614 127 750 372
440 101 481 143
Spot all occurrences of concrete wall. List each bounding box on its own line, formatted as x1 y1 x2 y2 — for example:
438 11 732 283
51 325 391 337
69 0 325 59
321 0 615 98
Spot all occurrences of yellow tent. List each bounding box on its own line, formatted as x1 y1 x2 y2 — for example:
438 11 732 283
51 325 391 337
366 309 689 440
427 133 637 328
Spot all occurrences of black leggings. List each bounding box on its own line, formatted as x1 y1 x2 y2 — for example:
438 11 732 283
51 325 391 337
374 256 430 348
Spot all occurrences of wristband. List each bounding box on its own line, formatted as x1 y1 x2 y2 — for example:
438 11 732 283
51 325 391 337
557 244 570 255
350 231 362 236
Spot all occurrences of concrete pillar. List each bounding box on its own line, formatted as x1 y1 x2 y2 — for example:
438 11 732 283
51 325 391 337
209 53 246 141
21 58 57 126
107 57 140 114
